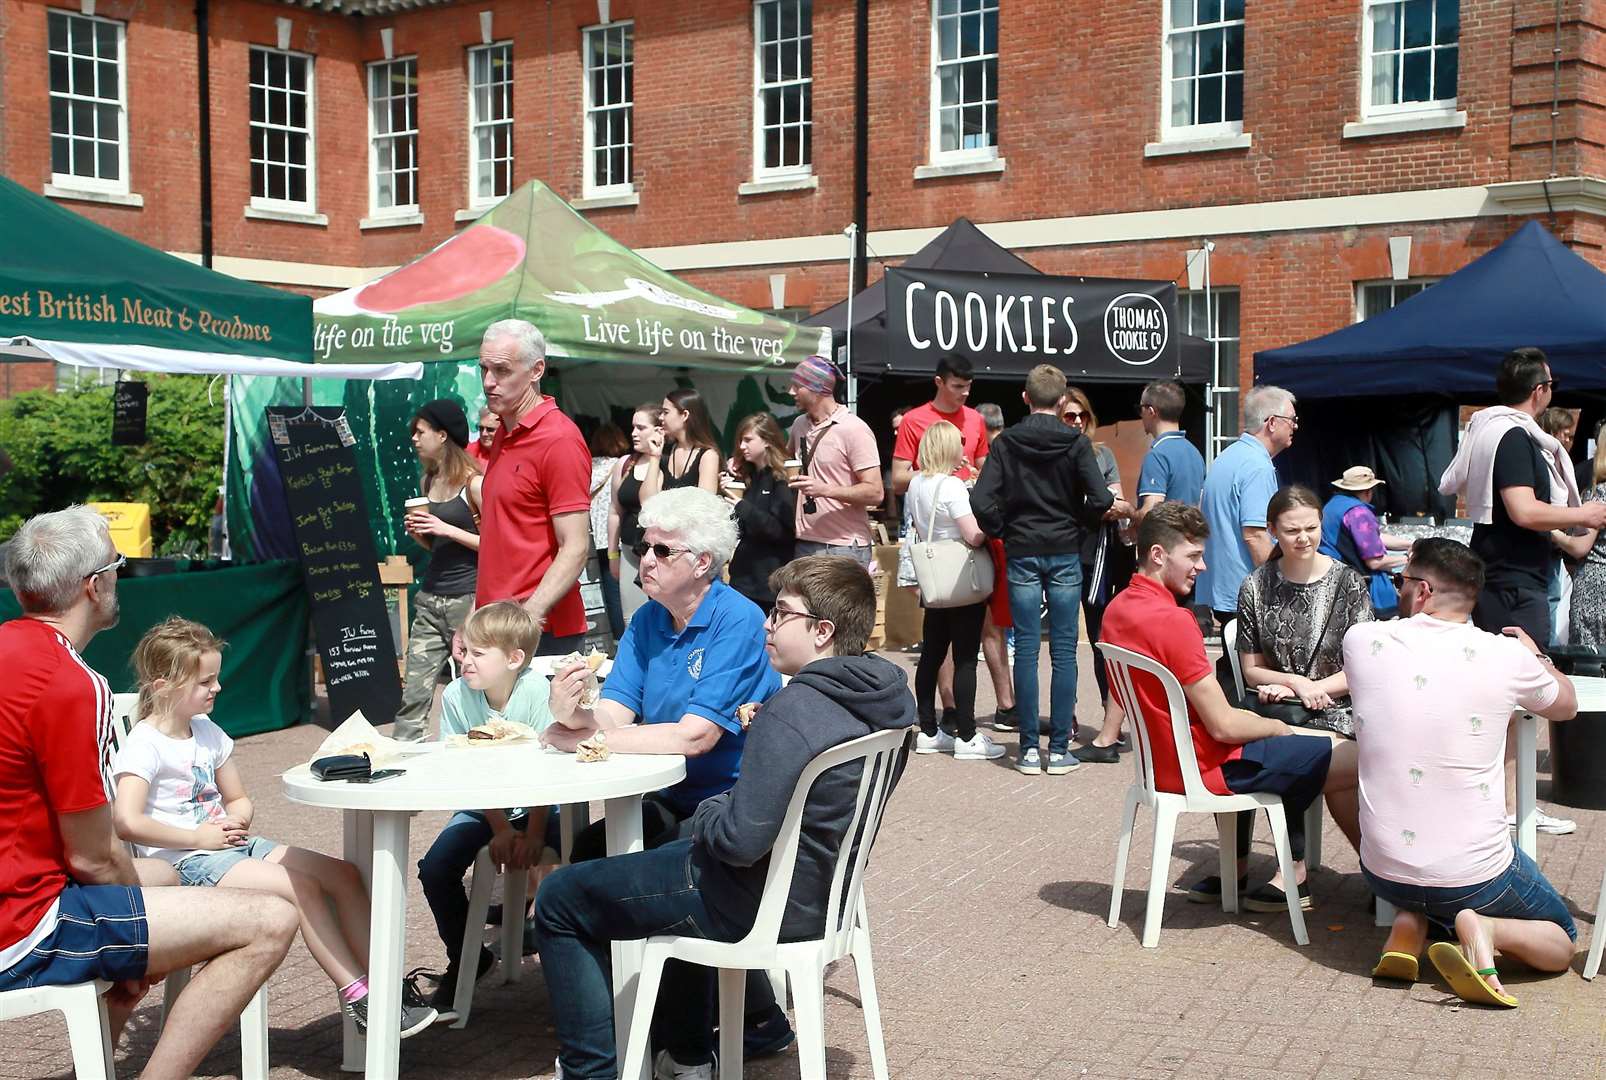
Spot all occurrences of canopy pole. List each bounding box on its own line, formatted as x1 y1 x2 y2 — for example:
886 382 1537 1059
845 223 858 413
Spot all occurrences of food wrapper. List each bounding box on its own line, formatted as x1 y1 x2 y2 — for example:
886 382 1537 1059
575 735 611 762
310 712 406 768
447 717 535 748
736 702 761 730
557 648 608 709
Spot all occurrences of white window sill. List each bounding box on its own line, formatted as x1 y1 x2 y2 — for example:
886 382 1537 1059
43 184 144 208
572 190 641 210
455 206 495 223
245 205 328 227
359 211 425 230
1343 110 1467 140
1144 132 1253 158
913 156 1006 181
738 174 819 196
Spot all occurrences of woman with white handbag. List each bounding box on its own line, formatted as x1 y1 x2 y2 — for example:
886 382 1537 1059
907 421 1006 761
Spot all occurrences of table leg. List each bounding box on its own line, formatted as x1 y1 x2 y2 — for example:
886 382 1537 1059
1517 712 1538 861
365 811 412 1079
559 801 591 865
340 811 374 1073
604 795 648 1080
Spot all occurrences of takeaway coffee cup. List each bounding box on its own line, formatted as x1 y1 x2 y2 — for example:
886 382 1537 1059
784 459 803 481
403 497 430 524
723 480 746 499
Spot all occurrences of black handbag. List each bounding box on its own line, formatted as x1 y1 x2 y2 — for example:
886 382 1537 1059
310 753 372 782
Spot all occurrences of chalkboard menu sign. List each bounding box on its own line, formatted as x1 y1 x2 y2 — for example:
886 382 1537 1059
267 406 401 727
112 380 148 446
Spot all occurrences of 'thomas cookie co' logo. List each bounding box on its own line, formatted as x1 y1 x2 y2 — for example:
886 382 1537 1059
1103 294 1169 366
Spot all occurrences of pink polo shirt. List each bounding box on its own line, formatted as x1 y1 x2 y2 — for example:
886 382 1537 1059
787 404 881 547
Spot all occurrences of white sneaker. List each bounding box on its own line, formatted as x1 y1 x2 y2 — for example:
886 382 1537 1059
1507 810 1577 835
953 732 1005 760
914 730 956 754
653 1049 715 1079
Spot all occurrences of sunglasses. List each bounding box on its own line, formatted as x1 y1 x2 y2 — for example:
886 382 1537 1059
478 426 497 437
632 541 693 562
85 553 125 580
1062 410 1086 422
1391 572 1430 590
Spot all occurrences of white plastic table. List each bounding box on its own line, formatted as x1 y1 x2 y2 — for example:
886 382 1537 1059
284 744 685 1078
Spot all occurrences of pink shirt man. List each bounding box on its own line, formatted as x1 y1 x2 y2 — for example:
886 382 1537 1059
787 403 881 548
1345 613 1558 887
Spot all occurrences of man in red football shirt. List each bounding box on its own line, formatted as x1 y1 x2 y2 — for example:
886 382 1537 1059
890 354 989 494
0 507 296 1078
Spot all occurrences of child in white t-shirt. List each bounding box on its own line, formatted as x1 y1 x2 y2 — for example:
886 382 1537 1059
112 617 437 1039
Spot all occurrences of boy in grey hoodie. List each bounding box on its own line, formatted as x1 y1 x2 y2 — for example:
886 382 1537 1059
535 555 915 1080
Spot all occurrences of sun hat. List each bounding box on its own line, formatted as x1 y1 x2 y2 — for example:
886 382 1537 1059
1332 465 1386 491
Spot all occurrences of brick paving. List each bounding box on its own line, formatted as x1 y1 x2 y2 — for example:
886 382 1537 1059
9 641 1606 1079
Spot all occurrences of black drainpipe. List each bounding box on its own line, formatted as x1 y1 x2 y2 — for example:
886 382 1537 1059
851 0 869 297
196 0 214 268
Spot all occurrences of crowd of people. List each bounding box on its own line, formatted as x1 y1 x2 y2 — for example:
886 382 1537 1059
2 323 1602 1080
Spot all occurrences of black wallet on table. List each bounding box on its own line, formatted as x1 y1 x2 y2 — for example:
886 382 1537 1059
310 753 371 781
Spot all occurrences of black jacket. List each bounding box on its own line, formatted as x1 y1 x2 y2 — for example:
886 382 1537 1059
970 413 1114 557
728 466 796 607
691 653 914 941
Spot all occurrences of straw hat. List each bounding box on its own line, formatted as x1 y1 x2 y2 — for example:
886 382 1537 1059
1332 466 1386 491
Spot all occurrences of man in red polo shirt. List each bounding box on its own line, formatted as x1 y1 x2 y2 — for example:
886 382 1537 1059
477 318 593 654
890 354 989 494
1100 501 1360 908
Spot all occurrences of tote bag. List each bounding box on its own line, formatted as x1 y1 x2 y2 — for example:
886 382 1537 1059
910 476 994 608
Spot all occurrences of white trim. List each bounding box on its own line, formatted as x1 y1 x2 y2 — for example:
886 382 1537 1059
479 9 493 45
359 211 425 229
43 183 143 207
466 40 514 209
1487 176 1606 217
1343 109 1466 140
928 0 1000 166
1388 234 1412 280
913 156 1005 180
1144 132 1253 157
367 55 420 217
248 46 318 216
1360 0 1459 122
47 9 130 197
244 204 328 226
581 20 634 198
570 190 640 210
738 174 819 196
751 0 814 183
15 337 424 380
275 16 292 51
454 207 487 223
1160 0 1246 145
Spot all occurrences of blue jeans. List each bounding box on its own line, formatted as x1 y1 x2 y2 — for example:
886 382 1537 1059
1362 848 1577 942
535 838 739 1079
418 810 530 957
1006 553 1083 755
598 548 625 640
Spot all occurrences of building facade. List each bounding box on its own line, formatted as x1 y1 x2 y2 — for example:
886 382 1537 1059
3 0 1604 442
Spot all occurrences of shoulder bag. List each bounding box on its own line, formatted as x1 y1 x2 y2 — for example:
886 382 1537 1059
910 476 994 608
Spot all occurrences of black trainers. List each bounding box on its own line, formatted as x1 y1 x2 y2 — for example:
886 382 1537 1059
743 1003 796 1060
1242 880 1313 912
429 946 495 1012
991 707 1019 733
1073 742 1120 764
1184 874 1248 904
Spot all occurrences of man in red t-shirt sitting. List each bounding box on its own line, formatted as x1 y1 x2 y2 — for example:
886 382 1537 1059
890 353 989 495
1100 501 1361 908
0 507 296 1077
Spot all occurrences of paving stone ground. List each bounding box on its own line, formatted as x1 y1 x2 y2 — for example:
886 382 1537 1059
9 640 1606 1079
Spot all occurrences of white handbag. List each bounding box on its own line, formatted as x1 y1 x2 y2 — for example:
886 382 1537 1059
910 476 994 608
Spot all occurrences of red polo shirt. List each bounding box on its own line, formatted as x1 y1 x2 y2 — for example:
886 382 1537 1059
893 402 989 480
478 397 592 637
1099 573 1241 796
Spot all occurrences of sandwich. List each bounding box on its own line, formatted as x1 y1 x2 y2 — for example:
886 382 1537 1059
557 648 608 709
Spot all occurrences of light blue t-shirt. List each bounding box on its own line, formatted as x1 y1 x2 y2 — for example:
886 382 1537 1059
1137 430 1206 507
1198 432 1280 612
439 665 554 738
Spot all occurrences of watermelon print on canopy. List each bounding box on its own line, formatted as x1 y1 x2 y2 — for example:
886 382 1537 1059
355 226 527 313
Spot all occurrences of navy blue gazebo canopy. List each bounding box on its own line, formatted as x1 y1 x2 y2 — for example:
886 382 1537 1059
1255 221 1606 398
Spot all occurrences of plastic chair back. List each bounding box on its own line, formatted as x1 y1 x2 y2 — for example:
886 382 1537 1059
1223 619 1245 699
1098 642 1216 802
733 726 912 958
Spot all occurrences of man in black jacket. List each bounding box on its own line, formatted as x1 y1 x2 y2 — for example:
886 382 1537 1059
971 364 1114 776
534 555 914 1080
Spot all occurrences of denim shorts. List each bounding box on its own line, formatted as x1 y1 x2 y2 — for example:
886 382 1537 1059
1363 847 1577 941
175 836 278 887
0 882 149 991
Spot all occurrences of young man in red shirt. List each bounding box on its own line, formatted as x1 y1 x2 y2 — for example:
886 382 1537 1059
0 507 296 1078
476 318 594 653
1100 501 1361 907
890 354 989 494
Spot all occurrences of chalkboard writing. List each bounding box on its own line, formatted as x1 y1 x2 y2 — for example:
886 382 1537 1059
112 381 148 446
268 407 400 727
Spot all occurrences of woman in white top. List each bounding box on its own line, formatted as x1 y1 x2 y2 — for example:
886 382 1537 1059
909 421 1005 761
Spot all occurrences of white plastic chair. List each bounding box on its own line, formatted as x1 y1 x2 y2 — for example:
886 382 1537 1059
0 979 117 1079
1582 862 1606 980
618 726 912 1080
1221 621 1326 870
1098 642 1309 949
107 694 269 1079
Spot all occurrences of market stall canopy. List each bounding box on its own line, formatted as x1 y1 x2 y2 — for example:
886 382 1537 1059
1255 221 1606 398
0 175 418 380
313 179 830 372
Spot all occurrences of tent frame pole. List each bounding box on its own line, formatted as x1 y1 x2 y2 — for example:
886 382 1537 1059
845 223 858 413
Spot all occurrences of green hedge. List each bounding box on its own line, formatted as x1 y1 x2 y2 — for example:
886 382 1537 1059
0 375 224 549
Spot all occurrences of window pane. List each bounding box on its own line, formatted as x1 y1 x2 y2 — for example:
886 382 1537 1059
1198 75 1223 124
780 0 797 38
1197 28 1224 75
961 58 985 103
71 100 92 137
1402 0 1433 48
289 56 307 92
759 1 778 41
780 39 798 80
1401 50 1430 101
95 20 116 57
97 140 118 180
49 53 69 94
1225 25 1243 72
982 8 997 53
939 65 960 110
1198 0 1220 24
52 134 70 174
289 168 306 203
73 56 93 95
939 15 957 61
98 60 117 99
939 104 960 152
1372 3 1400 53
1434 47 1458 100
1371 51 1398 106
290 92 306 129
1171 34 1194 79
72 137 94 176
1170 0 1193 30
1224 0 1244 19
1171 78 1194 126
50 97 68 137
1225 72 1243 121
49 13 68 52
1435 0 1459 43
288 132 306 165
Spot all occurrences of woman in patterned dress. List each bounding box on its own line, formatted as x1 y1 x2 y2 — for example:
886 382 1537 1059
1562 437 1606 649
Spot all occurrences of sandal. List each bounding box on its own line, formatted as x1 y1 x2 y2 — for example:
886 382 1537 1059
1371 950 1419 982
1427 941 1518 1007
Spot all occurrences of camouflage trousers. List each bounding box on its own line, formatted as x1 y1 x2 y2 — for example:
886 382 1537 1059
395 590 474 742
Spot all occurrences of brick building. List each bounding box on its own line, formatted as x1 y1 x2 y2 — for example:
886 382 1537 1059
3 0 1603 454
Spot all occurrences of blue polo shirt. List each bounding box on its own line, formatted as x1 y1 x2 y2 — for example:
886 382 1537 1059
1138 430 1205 507
1198 432 1280 612
600 578 782 816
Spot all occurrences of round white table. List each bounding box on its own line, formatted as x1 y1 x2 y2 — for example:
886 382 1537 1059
284 744 685 1078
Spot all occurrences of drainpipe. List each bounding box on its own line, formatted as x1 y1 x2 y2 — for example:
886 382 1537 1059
196 0 214 268
851 0 868 297
1550 0 1562 179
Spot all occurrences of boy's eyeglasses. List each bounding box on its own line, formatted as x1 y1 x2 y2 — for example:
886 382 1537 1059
765 604 821 629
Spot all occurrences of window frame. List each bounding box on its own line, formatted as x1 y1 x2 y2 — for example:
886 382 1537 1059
465 41 514 210
581 21 636 199
247 45 317 215
751 0 814 182
366 55 420 218
1159 0 1246 144
1180 287 1242 463
1360 0 1460 120
1354 277 1440 322
926 0 1000 167
46 8 130 197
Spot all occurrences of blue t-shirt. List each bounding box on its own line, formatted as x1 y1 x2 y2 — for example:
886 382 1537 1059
1137 430 1206 507
600 578 781 816
1198 432 1280 612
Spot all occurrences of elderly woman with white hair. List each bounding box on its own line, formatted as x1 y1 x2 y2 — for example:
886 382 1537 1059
544 486 782 861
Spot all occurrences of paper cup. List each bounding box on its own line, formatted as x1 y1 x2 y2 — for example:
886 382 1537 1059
784 459 803 480
403 497 430 511
723 481 746 498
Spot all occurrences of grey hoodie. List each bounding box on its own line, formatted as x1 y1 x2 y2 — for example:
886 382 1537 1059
690 653 914 942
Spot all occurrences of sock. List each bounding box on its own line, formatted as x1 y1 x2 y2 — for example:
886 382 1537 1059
339 976 369 1004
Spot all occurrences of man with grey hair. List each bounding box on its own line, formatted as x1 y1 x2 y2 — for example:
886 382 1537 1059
0 506 297 1078
475 318 594 654
1198 385 1298 624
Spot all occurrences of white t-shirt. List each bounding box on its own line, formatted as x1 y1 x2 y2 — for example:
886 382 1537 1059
905 473 973 544
112 715 235 865
1345 614 1559 887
